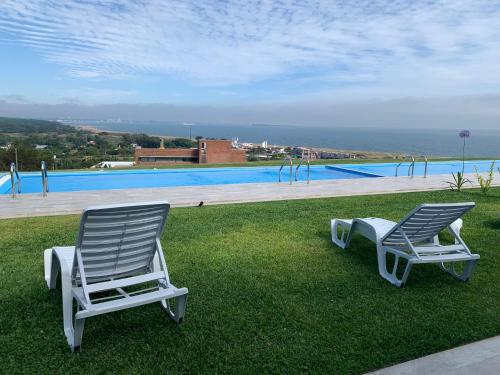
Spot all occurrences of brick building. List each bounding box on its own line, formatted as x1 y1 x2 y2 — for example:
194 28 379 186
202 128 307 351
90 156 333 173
135 139 247 165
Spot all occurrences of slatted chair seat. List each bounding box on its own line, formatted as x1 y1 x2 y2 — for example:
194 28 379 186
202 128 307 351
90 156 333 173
44 202 188 352
331 202 480 287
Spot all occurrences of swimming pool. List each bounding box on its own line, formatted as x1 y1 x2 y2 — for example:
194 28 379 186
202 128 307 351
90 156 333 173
0 165 376 194
0 160 496 194
334 159 497 177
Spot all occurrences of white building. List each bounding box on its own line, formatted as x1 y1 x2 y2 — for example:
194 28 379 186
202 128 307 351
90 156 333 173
92 161 136 169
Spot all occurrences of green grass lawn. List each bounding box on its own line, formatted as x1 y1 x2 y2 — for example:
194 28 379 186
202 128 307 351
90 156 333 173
1 189 499 374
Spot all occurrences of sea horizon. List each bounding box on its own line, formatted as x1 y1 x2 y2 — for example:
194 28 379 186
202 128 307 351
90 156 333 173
67 120 500 158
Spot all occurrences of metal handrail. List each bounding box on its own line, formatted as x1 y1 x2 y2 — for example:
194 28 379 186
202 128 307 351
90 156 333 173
278 156 293 185
395 162 403 177
41 161 49 196
295 151 311 184
396 155 424 178
407 156 415 178
10 162 21 198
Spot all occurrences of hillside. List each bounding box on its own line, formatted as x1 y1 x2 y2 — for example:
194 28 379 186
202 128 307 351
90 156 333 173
0 117 75 134
0 117 195 171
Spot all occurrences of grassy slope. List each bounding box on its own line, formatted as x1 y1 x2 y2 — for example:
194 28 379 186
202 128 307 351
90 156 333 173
0 189 499 374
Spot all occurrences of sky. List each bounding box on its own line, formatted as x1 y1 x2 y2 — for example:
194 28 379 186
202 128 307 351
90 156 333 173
1 0 500 128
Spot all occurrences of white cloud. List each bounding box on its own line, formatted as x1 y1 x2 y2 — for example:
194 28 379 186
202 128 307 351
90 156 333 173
62 88 137 101
0 0 499 98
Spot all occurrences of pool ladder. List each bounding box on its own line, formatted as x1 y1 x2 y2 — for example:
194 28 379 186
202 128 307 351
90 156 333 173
41 160 49 197
278 156 293 185
395 156 428 178
278 152 311 185
295 151 311 184
9 162 21 198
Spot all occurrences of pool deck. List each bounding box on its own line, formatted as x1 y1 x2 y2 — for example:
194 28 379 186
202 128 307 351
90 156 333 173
1 172 499 219
365 335 500 375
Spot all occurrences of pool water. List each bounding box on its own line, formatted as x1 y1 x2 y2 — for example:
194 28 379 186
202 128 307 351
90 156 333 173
339 160 497 177
0 165 373 194
0 160 496 194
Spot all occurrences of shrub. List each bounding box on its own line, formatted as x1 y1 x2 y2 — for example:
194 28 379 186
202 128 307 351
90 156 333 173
475 161 496 195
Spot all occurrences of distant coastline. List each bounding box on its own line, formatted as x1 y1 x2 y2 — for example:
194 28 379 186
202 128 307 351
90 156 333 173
71 122 398 158
75 124 178 140
250 123 282 127
66 121 500 158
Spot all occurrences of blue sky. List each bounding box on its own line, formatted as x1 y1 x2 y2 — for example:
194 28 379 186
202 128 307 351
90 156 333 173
0 0 500 127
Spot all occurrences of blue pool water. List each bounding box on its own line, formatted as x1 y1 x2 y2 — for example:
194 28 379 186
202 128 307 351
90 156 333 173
0 160 496 194
336 160 497 177
0 165 370 194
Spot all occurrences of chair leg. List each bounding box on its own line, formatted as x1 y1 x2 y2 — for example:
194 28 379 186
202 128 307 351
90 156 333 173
439 259 478 281
44 249 60 289
376 245 413 287
59 266 86 352
174 294 188 323
47 248 81 351
397 259 413 287
52 254 78 351
61 273 76 349
331 219 352 249
71 316 86 353
161 294 188 324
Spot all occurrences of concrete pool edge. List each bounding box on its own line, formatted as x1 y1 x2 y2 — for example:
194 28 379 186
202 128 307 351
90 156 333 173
1 173 499 219
0 174 10 193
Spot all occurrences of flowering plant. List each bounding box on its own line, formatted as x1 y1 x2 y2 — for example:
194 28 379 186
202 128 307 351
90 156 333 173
459 129 470 174
447 130 472 191
459 130 470 138
447 171 471 192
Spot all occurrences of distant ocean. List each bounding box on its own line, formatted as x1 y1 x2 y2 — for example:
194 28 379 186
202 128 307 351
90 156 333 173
77 121 500 157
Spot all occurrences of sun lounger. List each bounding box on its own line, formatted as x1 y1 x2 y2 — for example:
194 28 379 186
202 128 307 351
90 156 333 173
331 202 480 287
44 202 188 352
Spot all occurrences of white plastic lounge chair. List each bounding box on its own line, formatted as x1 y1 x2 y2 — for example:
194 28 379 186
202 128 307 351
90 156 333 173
331 202 480 287
44 202 188 352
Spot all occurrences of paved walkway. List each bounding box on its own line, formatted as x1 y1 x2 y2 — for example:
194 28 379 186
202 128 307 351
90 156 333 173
1 173 499 219
366 335 500 375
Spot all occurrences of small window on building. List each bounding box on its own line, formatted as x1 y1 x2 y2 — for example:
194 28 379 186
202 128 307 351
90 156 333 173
201 142 206 149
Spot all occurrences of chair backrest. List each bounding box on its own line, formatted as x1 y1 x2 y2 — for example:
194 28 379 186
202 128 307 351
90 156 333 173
72 202 170 284
381 202 474 246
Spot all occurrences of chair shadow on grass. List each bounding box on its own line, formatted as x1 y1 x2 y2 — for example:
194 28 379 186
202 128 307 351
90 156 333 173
485 219 500 230
460 190 500 200
43 287 185 352
323 230 465 288
323 231 380 272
